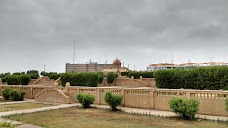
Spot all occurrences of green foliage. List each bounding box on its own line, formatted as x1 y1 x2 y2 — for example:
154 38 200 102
44 72 58 77
98 75 104 84
27 70 39 79
2 88 11 100
154 66 228 90
49 74 60 80
19 75 31 85
9 90 26 101
76 94 95 108
225 99 228 112
60 72 99 87
106 72 118 84
0 72 11 78
121 72 129 76
169 97 199 119
6 75 20 85
128 71 154 79
0 121 15 128
1 77 6 82
2 88 25 101
105 92 123 111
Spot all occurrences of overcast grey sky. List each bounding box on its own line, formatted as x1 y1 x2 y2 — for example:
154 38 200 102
1 0 228 73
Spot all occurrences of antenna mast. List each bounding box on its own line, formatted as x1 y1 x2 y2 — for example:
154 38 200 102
171 51 174 64
73 40 75 64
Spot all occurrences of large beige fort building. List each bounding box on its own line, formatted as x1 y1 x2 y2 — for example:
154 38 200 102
65 58 129 73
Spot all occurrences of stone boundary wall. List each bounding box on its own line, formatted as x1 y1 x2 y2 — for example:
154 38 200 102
114 77 156 87
1 85 228 116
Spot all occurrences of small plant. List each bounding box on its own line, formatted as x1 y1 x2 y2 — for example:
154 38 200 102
2 88 12 100
9 90 26 101
225 99 228 112
0 121 15 128
169 97 199 120
105 92 123 111
76 94 95 108
98 75 104 84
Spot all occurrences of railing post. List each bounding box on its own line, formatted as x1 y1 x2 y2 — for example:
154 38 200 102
97 88 100 104
121 88 125 106
150 89 155 109
65 82 70 95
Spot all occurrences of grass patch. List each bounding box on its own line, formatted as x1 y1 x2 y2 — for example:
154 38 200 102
0 103 54 112
0 98 12 102
5 107 228 128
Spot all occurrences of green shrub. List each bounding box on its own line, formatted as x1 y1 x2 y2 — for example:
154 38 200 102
98 75 104 84
107 73 118 84
1 77 6 83
19 75 31 85
105 92 123 111
121 72 129 76
225 99 228 112
49 74 60 80
2 88 11 100
60 72 99 87
154 66 228 90
169 97 199 119
9 90 26 101
76 94 95 108
6 75 19 85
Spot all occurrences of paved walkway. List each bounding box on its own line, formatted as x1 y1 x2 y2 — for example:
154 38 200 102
1 102 228 127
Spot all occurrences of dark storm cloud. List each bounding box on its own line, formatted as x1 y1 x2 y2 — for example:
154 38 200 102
1 0 228 72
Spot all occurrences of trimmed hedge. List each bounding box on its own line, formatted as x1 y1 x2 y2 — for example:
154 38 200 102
19 75 31 85
49 74 60 80
1 77 6 83
60 72 99 87
76 94 95 108
6 75 19 85
225 99 228 112
121 72 129 76
154 66 228 90
128 71 154 79
98 75 104 84
27 70 39 79
106 72 118 84
169 97 199 119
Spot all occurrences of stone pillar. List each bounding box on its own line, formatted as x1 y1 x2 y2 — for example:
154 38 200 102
0 78 2 85
131 76 134 79
54 82 58 89
140 76 143 81
65 82 70 95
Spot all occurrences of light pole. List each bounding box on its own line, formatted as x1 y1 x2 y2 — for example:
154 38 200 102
44 65 46 72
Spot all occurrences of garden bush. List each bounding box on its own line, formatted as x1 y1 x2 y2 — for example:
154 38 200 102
6 75 19 85
60 72 99 87
19 75 31 85
76 94 95 108
128 71 153 79
9 90 26 101
154 66 228 90
105 92 123 111
2 88 12 100
98 75 104 84
49 74 60 80
225 99 228 112
121 72 129 76
169 97 199 119
1 77 6 83
106 72 118 84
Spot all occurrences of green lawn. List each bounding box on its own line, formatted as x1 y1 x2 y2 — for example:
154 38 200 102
0 103 53 112
5 107 228 128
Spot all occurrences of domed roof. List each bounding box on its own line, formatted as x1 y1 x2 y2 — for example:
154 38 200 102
113 58 121 65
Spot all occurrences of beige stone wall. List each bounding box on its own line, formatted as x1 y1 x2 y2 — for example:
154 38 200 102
33 77 55 86
114 77 156 87
1 85 228 116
